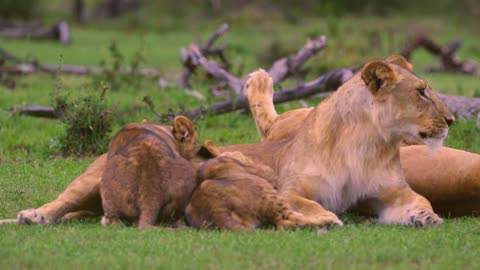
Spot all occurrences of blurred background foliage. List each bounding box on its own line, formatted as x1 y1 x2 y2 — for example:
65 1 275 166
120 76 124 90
1 0 478 25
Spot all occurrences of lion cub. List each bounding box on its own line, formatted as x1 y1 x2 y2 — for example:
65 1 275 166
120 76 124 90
100 116 212 228
185 152 337 231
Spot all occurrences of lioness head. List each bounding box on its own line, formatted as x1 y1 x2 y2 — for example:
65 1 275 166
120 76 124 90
361 55 454 149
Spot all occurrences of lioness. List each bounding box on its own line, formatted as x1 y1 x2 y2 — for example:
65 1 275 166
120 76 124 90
245 55 479 217
186 152 338 230
216 57 454 227
8 55 476 226
100 116 212 228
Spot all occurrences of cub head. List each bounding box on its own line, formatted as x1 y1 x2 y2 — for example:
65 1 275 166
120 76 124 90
361 54 454 149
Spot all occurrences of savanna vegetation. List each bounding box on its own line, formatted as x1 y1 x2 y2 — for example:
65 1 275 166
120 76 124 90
0 1 479 269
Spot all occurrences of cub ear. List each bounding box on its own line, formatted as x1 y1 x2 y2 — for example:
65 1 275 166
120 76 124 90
361 61 398 97
385 54 413 71
203 140 221 157
173 116 196 144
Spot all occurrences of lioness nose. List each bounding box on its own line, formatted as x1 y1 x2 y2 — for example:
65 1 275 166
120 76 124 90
445 116 455 127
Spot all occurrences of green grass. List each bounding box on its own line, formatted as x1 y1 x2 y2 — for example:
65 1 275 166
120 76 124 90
1 219 479 270
1 15 480 269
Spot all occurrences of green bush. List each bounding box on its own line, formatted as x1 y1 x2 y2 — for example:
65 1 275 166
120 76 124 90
53 89 113 157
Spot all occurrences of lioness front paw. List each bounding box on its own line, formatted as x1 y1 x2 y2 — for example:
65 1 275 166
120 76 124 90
307 211 344 228
408 209 442 227
17 209 53 225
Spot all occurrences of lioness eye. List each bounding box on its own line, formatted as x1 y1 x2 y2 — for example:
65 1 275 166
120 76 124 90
417 87 427 98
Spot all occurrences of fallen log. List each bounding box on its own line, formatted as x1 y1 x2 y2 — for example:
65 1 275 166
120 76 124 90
438 93 480 120
180 23 230 99
0 21 71 45
180 24 328 99
400 35 478 74
10 106 57 119
189 44 244 95
183 35 329 97
0 48 161 77
177 68 353 120
268 35 327 84
0 63 161 77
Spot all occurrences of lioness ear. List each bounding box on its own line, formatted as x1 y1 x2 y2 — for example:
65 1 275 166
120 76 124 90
385 54 413 71
173 116 196 144
361 61 398 97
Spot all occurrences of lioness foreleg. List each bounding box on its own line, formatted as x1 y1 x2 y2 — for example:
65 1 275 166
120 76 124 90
378 186 442 227
283 193 344 227
17 154 107 225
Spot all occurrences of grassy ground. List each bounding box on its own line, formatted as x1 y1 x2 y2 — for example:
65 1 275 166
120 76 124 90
1 16 480 269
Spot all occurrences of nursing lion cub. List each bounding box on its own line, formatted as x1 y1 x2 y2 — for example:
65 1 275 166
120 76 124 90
186 152 339 230
100 116 213 228
234 55 454 226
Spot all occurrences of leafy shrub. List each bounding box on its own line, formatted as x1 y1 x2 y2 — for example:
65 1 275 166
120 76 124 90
53 88 113 157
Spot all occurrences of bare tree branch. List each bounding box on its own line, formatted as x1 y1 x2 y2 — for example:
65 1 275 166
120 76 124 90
189 44 244 95
179 23 230 99
0 21 71 45
0 47 161 77
10 106 57 119
400 35 479 74
268 36 327 83
178 68 353 120
438 93 480 120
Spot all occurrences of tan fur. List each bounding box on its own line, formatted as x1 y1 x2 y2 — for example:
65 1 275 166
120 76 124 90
99 116 211 228
238 55 455 226
186 152 340 230
243 57 479 217
400 145 480 217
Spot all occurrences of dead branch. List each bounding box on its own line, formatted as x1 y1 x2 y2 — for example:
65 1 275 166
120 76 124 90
400 35 478 74
180 23 230 99
181 27 329 99
0 48 161 77
0 21 71 45
438 93 480 120
0 63 160 77
10 106 57 119
177 68 353 120
189 44 244 95
182 34 329 98
268 36 327 84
